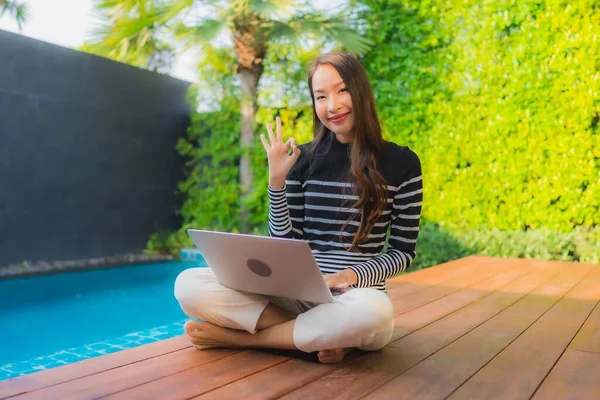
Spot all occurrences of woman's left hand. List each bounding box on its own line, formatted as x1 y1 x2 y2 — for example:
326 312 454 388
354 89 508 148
323 269 358 291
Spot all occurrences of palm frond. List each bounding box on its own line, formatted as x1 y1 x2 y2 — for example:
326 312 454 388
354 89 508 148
0 0 28 29
267 12 373 55
247 0 303 20
83 0 189 71
174 18 227 49
162 0 195 20
320 16 374 54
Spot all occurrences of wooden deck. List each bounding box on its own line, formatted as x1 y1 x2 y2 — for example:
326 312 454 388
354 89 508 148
1 256 599 399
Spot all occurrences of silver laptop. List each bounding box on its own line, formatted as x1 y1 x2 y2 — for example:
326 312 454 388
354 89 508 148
187 229 334 303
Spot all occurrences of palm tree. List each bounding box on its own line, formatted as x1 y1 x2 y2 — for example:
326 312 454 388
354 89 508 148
85 0 372 230
0 0 28 28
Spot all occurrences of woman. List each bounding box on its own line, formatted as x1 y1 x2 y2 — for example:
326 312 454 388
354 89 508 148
175 52 423 364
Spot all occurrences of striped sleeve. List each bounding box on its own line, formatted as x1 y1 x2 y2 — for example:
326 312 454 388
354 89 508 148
350 150 423 288
267 166 305 239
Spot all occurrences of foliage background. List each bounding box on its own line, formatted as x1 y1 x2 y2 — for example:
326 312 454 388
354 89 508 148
148 0 600 269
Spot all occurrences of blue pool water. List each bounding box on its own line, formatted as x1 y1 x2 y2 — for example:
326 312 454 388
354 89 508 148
0 259 205 380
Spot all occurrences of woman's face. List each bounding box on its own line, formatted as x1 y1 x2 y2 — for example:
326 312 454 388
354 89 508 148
311 64 355 143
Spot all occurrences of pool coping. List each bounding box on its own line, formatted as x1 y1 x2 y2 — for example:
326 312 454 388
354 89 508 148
0 253 177 280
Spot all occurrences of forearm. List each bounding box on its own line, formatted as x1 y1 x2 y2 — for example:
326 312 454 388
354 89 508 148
268 186 294 238
350 249 412 288
267 179 305 239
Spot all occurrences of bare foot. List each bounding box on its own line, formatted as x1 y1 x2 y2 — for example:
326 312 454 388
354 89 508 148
317 348 351 364
184 320 246 350
184 320 348 361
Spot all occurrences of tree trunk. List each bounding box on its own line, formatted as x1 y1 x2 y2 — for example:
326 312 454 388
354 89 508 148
238 68 261 232
232 16 267 232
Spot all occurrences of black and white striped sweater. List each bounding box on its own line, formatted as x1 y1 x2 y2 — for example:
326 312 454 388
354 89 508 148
268 133 423 292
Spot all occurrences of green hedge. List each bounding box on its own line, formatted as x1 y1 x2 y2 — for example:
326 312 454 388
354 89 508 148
361 0 600 233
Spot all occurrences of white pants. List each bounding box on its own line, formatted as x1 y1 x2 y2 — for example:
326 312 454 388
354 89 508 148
174 268 395 353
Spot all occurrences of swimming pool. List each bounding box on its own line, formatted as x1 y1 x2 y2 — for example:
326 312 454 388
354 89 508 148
0 259 205 381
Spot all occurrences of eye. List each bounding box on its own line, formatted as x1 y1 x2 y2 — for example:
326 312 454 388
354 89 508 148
316 95 325 100
340 87 348 93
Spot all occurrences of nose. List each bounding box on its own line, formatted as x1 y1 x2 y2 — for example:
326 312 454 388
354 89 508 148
327 96 341 113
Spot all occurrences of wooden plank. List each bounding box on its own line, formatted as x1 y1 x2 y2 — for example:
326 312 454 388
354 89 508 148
532 349 600 399
388 256 487 284
387 257 484 301
447 267 600 400
388 258 511 316
6 348 241 400
278 261 572 400
0 335 191 399
386 256 499 295
191 353 361 400
387 262 578 350
394 265 527 331
569 297 600 354
362 265 596 399
364 328 519 400
100 350 289 400
386 258 518 343
388 264 529 342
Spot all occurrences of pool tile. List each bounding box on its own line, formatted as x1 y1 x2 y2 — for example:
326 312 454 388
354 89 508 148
0 370 13 380
0 318 190 381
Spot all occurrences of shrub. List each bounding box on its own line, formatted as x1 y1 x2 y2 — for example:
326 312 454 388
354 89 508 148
360 0 600 233
412 224 600 271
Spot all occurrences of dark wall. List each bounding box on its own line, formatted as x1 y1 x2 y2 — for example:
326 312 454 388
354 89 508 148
0 30 191 265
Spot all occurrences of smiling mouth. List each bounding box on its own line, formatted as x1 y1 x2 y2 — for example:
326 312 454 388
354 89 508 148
329 113 350 123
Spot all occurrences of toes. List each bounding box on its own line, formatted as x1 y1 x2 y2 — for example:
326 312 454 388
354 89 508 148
184 320 204 332
194 344 219 350
317 349 345 364
317 349 344 364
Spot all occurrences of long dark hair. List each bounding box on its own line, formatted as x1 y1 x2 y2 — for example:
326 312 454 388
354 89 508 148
307 52 388 251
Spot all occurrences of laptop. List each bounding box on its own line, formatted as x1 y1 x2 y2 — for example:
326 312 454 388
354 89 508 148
187 229 335 303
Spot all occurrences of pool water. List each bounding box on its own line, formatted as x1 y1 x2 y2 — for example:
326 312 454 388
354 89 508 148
0 260 205 380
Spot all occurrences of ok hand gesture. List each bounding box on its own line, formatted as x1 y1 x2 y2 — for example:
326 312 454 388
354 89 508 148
260 116 301 189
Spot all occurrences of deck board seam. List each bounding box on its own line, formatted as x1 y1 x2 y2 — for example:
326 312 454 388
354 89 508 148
389 264 522 318
388 266 563 347
530 298 600 399
358 266 566 399
392 265 529 317
268 352 376 400
566 299 600 354
564 348 600 356
358 278 535 400
386 265 485 302
442 265 597 400
387 257 503 295
183 355 293 400
389 266 534 345
0 344 194 399
290 268 548 400
89 350 245 400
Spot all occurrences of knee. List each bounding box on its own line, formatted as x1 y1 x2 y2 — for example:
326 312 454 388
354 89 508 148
346 289 394 330
173 268 213 310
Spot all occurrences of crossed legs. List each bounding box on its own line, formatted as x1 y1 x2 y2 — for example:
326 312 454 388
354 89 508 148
174 268 393 363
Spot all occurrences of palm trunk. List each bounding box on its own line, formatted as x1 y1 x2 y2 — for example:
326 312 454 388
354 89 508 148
238 68 261 232
232 16 267 232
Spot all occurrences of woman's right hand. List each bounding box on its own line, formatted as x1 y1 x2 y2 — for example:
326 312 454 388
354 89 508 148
260 116 301 189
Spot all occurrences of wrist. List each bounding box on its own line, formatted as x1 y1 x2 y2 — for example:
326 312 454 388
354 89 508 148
269 177 286 190
343 268 358 285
